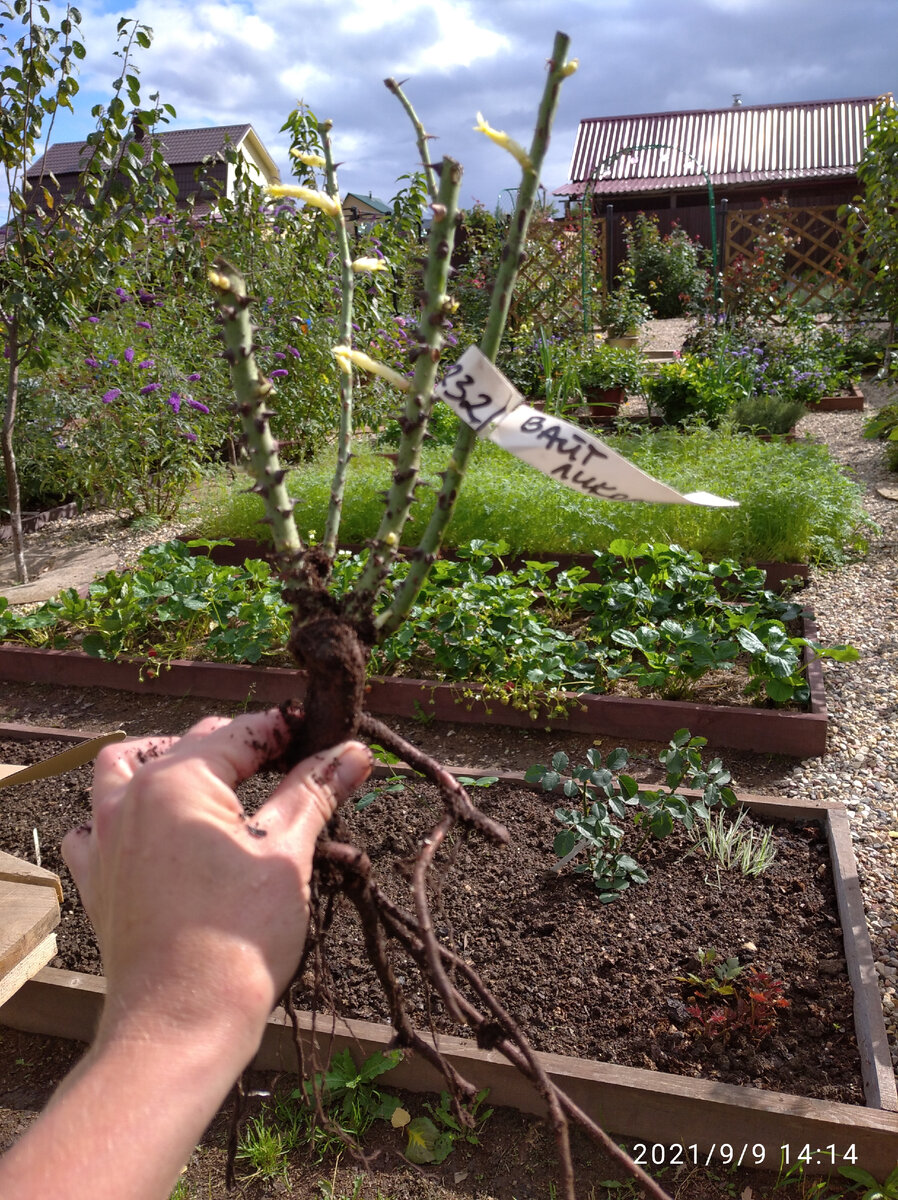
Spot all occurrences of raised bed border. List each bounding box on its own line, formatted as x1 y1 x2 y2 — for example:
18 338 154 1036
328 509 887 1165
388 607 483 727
0 502 79 543
0 724 895 1176
809 384 866 413
0 610 828 757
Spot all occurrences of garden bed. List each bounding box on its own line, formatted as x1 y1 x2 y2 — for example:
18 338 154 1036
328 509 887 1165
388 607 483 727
0 502 79 542
0 620 829 756
197 539 811 592
0 726 895 1176
808 385 866 413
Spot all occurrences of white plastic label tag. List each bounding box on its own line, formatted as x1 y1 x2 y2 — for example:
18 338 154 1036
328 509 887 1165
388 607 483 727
433 346 738 508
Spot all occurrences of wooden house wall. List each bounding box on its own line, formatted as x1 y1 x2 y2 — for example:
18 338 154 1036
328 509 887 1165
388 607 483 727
588 178 860 284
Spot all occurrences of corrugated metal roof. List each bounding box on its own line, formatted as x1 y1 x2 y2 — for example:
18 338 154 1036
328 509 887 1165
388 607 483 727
27 124 254 177
555 97 883 197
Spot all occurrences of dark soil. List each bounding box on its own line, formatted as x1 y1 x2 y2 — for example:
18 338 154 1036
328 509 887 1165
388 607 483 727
0 695 866 1199
0 737 862 1103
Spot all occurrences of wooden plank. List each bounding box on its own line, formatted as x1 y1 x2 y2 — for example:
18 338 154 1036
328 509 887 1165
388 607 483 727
0 849 63 904
0 966 103 1043
827 808 898 1112
0 932 57 1007
5 969 893 1177
0 730 126 791
0 878 59 977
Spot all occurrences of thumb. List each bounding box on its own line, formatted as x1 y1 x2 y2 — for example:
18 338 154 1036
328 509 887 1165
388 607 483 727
260 740 373 834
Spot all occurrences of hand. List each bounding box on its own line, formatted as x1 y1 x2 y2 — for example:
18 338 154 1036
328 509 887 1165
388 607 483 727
61 709 372 1056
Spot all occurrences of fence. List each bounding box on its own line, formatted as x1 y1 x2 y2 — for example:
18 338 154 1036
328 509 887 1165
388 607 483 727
722 204 876 309
508 214 605 332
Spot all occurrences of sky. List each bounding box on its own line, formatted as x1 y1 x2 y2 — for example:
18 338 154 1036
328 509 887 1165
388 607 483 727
15 0 898 212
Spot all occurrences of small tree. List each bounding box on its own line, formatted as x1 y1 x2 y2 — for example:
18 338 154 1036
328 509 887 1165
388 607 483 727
0 0 176 581
842 94 898 374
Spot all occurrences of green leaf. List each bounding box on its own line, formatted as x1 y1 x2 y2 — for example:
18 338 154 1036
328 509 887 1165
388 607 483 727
405 1116 441 1163
606 747 628 771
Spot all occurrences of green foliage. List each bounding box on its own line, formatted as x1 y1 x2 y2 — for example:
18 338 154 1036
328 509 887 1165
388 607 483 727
679 950 790 1042
577 345 646 392
526 730 737 902
0 539 292 667
622 212 709 318
42 299 220 518
0 3 178 574
731 393 806 436
295 1048 403 1157
1 538 857 712
863 402 898 471
838 1162 898 1200
720 198 796 326
678 948 744 999
644 355 749 425
404 1090 493 1165
236 1110 296 1183
842 96 898 337
689 807 778 876
191 424 871 567
596 267 651 336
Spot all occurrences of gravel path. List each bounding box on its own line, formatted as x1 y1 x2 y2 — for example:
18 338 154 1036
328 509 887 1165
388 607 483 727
781 380 898 1073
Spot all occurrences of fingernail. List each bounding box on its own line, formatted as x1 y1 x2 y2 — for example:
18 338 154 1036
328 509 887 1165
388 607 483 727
316 742 373 798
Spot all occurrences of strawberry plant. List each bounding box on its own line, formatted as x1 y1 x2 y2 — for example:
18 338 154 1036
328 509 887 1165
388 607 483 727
526 729 737 901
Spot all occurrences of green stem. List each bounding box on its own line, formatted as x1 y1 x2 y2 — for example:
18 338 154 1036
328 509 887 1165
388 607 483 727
384 77 439 201
378 31 573 637
347 157 463 618
320 119 356 558
208 257 302 559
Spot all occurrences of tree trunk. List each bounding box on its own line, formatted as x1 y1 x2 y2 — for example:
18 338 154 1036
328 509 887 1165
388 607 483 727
2 319 28 585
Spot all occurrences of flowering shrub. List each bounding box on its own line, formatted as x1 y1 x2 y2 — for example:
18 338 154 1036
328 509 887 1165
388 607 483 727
622 212 709 318
59 290 220 518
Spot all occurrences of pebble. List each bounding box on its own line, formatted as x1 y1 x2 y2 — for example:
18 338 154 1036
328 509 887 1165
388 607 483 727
778 381 898 1080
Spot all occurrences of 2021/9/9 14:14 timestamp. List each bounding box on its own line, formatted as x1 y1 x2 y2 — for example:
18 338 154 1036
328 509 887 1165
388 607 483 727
631 1143 859 1168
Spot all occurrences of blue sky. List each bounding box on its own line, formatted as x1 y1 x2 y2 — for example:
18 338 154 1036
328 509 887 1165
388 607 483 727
19 0 898 211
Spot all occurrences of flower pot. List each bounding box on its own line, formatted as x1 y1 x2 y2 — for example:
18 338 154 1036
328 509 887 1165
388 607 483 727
581 384 627 423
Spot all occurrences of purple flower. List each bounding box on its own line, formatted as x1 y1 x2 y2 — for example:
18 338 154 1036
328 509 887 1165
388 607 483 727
84 356 100 368
102 389 121 403
136 320 152 330
107 356 119 366
124 347 135 364
286 345 301 358
167 392 181 413
264 296 274 306
273 351 286 360
186 398 209 413
186 373 202 382
87 316 100 324
114 287 130 301
181 430 197 443
140 383 160 395
138 358 154 369
270 369 288 379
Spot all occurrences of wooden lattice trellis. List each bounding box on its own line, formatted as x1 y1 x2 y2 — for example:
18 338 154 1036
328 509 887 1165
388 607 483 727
509 215 604 333
724 205 876 309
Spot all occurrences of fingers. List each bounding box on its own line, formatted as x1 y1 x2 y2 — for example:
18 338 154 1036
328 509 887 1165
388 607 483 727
61 822 96 913
91 735 177 797
259 740 372 837
162 709 292 790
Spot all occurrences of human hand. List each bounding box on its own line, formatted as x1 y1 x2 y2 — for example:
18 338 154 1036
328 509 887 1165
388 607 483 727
61 709 371 1058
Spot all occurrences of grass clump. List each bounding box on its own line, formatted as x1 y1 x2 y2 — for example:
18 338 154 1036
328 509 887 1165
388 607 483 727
189 426 872 566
